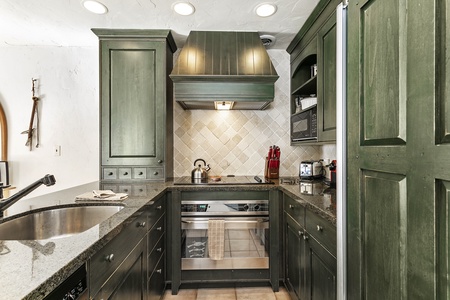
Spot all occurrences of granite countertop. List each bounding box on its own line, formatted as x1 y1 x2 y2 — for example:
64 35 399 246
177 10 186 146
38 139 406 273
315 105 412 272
0 178 336 300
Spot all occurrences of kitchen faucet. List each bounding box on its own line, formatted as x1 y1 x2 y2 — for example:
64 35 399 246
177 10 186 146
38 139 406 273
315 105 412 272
0 174 56 218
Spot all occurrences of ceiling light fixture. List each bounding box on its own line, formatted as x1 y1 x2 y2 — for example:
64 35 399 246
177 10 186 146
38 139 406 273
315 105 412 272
172 2 195 16
255 3 277 17
82 0 108 14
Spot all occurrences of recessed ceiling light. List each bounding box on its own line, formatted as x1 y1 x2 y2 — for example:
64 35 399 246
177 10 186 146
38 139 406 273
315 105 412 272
82 0 108 14
255 3 277 17
172 2 195 16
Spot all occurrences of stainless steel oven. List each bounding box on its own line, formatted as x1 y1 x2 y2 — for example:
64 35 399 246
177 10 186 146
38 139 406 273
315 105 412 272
181 200 269 270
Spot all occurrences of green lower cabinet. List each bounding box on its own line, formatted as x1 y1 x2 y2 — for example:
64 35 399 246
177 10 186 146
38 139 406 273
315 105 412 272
284 195 336 300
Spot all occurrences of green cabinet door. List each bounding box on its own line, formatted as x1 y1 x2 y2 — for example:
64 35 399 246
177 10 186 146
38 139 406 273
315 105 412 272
317 12 337 142
285 214 306 300
347 0 450 299
100 39 165 166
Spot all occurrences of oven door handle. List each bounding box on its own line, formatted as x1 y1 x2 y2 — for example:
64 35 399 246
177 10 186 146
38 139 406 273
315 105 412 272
181 219 269 224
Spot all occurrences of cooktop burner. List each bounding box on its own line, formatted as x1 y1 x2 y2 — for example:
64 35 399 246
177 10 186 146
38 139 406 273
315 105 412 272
173 175 274 185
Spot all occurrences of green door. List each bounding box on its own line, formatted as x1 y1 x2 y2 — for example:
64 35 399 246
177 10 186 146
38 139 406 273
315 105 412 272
100 40 165 166
347 0 449 299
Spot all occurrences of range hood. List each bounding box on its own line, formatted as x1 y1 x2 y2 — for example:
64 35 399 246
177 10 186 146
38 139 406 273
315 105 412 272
170 31 279 110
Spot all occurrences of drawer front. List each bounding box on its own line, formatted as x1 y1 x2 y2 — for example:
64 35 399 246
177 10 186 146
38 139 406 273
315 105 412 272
148 233 165 276
103 168 117 180
89 212 148 296
118 167 132 179
147 167 164 180
118 185 132 194
148 196 165 228
305 209 337 255
147 254 166 300
284 195 305 226
133 167 147 179
132 185 147 197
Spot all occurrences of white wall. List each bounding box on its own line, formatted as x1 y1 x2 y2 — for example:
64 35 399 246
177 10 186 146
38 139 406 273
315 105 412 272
0 45 99 197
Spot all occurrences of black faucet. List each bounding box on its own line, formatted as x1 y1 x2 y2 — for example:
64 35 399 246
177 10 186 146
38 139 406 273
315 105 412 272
0 174 56 218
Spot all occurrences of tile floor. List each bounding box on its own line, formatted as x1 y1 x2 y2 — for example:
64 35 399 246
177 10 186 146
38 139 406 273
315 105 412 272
162 286 291 300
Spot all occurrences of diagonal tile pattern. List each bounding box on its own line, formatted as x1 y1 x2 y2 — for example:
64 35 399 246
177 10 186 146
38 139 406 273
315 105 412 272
173 49 336 178
162 286 291 300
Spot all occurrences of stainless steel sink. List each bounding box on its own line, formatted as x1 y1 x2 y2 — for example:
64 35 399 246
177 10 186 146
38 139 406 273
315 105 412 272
0 205 124 240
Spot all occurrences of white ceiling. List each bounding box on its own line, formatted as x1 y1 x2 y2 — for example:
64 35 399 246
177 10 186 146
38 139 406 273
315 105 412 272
0 0 319 50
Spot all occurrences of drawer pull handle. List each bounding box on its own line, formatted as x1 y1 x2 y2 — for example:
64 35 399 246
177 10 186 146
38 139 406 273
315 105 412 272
317 225 323 232
156 205 162 210
289 205 294 209
156 269 162 274
138 172 144 175
156 226 163 231
154 171 159 175
138 221 146 227
105 254 114 262
108 172 113 176
158 159 163 163
156 247 163 252
123 172 128 175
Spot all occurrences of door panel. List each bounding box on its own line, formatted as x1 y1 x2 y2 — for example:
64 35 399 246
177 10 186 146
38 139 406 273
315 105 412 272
347 0 443 298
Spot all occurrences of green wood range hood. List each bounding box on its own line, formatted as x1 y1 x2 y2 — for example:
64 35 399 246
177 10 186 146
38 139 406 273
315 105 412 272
170 31 279 110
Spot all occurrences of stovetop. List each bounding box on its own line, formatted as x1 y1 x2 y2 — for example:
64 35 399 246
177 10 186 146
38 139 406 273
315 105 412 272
173 175 275 185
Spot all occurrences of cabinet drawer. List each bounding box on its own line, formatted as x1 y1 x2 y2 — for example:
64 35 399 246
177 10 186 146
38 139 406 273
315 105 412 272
305 209 336 255
147 254 165 300
103 168 117 180
118 168 132 179
89 211 148 296
133 167 147 179
148 233 165 276
148 196 165 228
148 216 165 254
147 168 164 180
284 195 305 226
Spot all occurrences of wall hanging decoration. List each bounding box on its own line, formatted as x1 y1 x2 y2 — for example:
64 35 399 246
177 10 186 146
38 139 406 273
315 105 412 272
21 78 40 150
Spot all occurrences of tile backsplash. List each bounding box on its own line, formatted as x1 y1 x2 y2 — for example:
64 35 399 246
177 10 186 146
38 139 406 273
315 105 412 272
173 49 336 177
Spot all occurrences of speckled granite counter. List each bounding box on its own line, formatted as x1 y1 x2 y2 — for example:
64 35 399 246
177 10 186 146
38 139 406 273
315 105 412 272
0 178 335 300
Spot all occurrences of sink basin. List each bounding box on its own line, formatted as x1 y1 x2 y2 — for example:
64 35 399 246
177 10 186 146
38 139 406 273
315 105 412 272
0 205 124 240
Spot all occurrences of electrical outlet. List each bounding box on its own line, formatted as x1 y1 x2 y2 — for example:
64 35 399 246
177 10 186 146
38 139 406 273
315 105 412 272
54 145 61 156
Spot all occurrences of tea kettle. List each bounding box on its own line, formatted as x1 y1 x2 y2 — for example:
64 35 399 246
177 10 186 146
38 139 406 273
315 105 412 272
191 159 211 181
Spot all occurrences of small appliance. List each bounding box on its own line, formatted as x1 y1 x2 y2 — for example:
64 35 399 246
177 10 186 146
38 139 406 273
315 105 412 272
291 105 317 142
299 160 324 179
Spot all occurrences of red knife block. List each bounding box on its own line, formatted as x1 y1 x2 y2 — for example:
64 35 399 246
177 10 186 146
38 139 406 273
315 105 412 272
265 157 279 179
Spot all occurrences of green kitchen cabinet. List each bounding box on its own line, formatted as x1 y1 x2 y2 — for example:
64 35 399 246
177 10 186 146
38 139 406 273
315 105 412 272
93 29 176 181
346 0 450 299
284 194 336 300
287 0 339 145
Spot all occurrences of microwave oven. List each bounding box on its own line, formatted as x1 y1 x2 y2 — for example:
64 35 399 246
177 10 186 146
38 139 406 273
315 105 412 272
291 105 317 142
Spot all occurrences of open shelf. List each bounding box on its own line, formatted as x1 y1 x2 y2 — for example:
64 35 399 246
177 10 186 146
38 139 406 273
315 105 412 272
292 75 317 96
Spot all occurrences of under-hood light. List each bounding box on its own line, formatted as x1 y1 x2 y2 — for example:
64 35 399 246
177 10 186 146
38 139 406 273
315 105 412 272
215 101 234 110
82 0 108 14
172 2 195 16
255 3 277 17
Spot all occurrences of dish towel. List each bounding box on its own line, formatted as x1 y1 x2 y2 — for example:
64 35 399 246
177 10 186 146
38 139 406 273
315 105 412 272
208 219 225 260
75 190 128 202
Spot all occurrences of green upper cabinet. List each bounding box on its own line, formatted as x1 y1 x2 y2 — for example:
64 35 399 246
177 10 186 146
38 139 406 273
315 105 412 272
93 29 177 181
287 0 339 145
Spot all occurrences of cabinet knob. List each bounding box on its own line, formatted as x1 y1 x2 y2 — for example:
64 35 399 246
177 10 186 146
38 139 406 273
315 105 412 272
138 221 146 227
156 269 162 274
105 254 114 262
298 230 304 236
156 247 163 252
108 172 113 176
316 225 323 232
123 172 128 175
303 234 309 241
158 159 163 164
156 205 162 210
289 205 295 209
138 172 144 175
156 226 163 231
154 171 159 175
